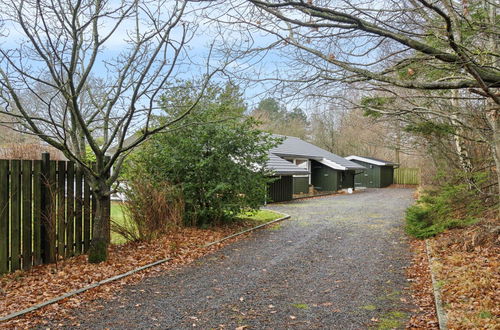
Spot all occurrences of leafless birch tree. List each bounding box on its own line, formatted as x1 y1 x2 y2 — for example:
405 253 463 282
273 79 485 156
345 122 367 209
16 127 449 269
217 0 499 206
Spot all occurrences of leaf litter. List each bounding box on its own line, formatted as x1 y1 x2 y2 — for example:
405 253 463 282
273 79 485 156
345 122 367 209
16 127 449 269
0 221 260 328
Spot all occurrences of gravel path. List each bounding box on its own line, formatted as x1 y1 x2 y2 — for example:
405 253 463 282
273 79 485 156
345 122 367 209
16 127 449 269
67 188 416 329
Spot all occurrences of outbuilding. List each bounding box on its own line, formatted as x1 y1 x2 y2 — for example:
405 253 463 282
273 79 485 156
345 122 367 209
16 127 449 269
270 136 365 194
266 153 309 202
345 156 398 188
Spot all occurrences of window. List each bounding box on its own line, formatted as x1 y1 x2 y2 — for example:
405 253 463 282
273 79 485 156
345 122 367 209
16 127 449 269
295 159 307 167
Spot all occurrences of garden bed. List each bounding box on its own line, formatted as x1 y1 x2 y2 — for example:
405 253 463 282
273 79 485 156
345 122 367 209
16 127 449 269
428 217 499 329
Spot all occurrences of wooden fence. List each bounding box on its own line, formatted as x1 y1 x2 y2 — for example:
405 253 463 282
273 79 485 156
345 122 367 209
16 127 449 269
393 167 420 185
0 153 109 274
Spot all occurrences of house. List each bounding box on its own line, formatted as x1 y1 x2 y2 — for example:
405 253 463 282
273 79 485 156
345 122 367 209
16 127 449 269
345 156 398 188
266 136 365 201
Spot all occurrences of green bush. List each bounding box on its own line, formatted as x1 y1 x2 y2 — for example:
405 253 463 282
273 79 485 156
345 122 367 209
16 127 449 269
405 179 484 238
124 81 280 227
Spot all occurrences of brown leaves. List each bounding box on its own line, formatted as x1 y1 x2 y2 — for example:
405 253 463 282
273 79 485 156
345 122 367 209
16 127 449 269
431 220 500 330
406 239 439 329
0 223 257 328
406 216 500 329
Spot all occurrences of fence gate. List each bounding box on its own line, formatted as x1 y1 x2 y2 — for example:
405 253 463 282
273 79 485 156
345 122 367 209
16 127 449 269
0 153 109 274
393 167 420 185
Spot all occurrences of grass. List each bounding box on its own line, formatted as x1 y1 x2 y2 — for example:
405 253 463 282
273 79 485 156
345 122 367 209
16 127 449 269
110 201 127 244
236 209 284 223
110 202 284 245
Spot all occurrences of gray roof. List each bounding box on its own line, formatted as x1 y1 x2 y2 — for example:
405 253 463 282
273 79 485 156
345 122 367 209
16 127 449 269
266 153 310 175
345 155 397 166
270 135 365 170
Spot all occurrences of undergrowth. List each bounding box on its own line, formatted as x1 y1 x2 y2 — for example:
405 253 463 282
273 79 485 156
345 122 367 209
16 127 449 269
405 172 494 239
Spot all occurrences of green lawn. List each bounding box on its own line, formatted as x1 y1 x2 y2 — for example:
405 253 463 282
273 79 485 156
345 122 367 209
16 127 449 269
236 209 284 223
110 201 128 244
110 202 283 244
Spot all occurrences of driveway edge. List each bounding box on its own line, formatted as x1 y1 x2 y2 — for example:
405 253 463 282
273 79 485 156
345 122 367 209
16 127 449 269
425 239 448 330
0 211 291 323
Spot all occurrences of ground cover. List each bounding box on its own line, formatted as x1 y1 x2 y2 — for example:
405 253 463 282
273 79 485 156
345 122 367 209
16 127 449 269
0 208 284 328
429 217 499 329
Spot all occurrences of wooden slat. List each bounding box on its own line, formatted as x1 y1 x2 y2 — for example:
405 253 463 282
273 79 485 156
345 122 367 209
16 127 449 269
0 160 9 274
57 161 66 258
21 160 32 270
394 168 420 185
33 161 42 266
66 162 75 257
83 174 91 253
47 160 57 263
40 154 56 264
10 160 21 271
75 168 83 255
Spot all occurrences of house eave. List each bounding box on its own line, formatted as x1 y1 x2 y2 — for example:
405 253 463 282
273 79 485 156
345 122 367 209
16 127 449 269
346 155 397 167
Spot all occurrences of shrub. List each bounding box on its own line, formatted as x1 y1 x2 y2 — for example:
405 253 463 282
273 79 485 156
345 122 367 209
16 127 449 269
111 180 184 242
124 81 279 227
405 181 483 239
0 143 63 160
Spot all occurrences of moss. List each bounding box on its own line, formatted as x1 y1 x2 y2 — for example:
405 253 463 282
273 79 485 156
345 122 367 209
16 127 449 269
377 311 407 329
478 310 493 319
361 304 377 311
291 303 309 309
88 239 109 263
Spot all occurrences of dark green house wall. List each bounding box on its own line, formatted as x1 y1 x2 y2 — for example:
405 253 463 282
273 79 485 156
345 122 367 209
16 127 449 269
350 159 394 188
340 170 355 189
267 175 293 202
293 177 309 194
379 166 394 188
311 160 339 191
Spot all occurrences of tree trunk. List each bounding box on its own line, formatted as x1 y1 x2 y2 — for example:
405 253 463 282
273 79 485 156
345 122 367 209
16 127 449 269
450 92 475 188
485 104 500 216
87 178 111 263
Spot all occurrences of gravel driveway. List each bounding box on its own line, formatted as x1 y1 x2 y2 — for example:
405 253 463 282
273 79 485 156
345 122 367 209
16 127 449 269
68 188 416 329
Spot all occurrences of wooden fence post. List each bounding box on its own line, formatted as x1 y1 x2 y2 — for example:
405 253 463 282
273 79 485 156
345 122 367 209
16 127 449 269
0 160 9 274
41 152 56 264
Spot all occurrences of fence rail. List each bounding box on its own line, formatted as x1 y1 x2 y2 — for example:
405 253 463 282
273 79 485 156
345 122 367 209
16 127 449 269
0 153 109 274
393 167 420 185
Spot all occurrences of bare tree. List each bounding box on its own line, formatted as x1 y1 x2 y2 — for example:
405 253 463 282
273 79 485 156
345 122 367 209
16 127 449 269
217 0 499 206
0 0 223 262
